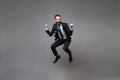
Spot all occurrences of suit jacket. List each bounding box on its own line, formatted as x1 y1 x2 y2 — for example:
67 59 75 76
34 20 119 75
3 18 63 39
46 22 73 41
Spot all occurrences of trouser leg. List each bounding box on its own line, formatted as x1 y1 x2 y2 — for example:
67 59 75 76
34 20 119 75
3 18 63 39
63 40 72 58
51 40 64 56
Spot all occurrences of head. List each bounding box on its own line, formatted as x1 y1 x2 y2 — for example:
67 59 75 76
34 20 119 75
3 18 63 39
54 14 62 23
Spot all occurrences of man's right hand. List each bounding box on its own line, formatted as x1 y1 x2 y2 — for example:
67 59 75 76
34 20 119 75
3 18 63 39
44 24 48 30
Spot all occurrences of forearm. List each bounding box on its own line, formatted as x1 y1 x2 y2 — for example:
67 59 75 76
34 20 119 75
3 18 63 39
45 30 53 37
45 26 55 37
70 30 73 36
66 24 73 36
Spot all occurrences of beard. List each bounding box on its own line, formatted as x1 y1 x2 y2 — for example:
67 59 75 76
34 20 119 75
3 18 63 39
56 21 62 24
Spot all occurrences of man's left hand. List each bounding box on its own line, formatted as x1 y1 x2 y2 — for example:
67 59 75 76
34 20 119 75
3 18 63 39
70 24 74 29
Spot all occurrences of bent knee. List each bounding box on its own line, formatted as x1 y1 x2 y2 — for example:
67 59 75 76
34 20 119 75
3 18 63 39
63 47 68 51
51 45 55 49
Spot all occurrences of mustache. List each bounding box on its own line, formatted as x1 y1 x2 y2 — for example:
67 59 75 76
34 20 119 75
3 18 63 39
57 22 62 24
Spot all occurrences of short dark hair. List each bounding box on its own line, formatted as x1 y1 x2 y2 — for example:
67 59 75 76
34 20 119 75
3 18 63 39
54 14 61 19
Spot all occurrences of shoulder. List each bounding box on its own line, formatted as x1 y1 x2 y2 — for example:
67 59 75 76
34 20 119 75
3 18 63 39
53 23 57 26
62 22 68 26
53 23 57 28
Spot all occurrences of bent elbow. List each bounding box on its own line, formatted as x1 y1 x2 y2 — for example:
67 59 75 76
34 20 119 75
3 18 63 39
46 33 52 37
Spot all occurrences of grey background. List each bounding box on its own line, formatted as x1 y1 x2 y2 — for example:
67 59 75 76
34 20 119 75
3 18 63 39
0 0 120 80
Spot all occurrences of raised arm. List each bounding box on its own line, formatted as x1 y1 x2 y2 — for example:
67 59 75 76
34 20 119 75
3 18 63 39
65 23 74 36
44 24 55 37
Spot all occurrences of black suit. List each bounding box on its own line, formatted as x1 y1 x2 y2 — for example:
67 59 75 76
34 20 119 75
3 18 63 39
46 22 73 59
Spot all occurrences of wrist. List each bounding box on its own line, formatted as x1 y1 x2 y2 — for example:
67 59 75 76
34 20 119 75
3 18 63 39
70 28 73 30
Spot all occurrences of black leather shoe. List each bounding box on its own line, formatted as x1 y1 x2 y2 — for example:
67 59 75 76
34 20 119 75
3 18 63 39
69 57 73 63
53 55 61 63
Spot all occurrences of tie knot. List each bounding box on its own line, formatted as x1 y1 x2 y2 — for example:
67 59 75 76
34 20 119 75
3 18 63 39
57 23 61 26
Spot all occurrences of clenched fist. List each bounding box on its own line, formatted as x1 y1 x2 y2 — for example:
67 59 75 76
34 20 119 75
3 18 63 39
44 24 48 30
69 23 74 29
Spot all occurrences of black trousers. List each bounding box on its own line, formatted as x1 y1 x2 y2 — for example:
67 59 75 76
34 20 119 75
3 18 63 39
50 39 72 58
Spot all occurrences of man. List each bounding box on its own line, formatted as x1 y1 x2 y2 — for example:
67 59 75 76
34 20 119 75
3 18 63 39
44 14 74 63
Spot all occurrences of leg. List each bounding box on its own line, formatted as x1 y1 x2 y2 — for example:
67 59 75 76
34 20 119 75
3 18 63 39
51 40 64 56
51 40 64 63
63 40 73 63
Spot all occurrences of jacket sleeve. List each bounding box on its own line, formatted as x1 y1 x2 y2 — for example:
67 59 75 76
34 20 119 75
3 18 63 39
45 24 55 37
65 23 73 36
